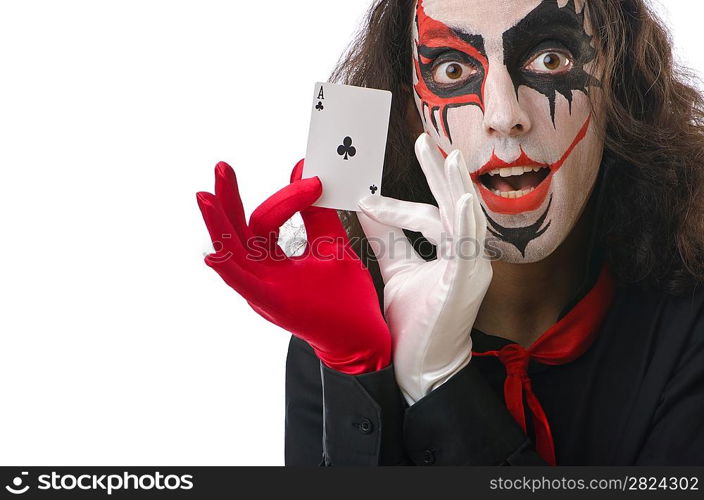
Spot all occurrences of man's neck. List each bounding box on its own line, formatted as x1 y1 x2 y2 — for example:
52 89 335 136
474 208 594 348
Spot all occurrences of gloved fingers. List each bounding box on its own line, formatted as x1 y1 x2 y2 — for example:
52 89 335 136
415 134 455 219
471 183 489 248
455 150 477 197
197 191 253 265
357 211 423 284
290 159 305 183
446 192 480 276
444 150 472 207
204 253 267 305
444 150 487 244
214 162 251 244
358 195 442 246
299 206 350 245
454 150 489 245
291 159 350 242
249 177 321 240
444 150 464 225
250 159 350 247
244 159 310 259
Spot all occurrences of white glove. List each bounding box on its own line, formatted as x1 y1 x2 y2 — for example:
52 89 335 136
357 133 493 404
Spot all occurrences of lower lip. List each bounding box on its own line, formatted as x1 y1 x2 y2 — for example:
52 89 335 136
475 171 553 215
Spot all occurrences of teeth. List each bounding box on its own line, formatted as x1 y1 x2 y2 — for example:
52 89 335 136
488 166 547 177
491 187 536 199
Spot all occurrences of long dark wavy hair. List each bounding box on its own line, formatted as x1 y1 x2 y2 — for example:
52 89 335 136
330 0 704 296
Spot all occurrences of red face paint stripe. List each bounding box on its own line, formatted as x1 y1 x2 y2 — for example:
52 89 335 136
413 0 488 143
551 114 591 171
416 4 488 70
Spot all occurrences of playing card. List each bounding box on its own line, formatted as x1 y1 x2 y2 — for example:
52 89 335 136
303 82 392 211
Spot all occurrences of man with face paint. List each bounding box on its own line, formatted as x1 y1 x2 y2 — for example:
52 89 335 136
199 0 704 466
409 0 604 263
356 0 610 415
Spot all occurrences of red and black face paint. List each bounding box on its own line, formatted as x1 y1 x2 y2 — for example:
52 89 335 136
483 195 553 257
415 0 600 135
503 0 601 124
413 1 488 144
413 0 604 261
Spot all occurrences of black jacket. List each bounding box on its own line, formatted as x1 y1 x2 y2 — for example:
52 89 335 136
284 283 704 466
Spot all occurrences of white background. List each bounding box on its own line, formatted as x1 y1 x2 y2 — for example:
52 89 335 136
0 0 701 466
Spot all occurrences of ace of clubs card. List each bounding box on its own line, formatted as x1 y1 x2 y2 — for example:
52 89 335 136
303 82 392 212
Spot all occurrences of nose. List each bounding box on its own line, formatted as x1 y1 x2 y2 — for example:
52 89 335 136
482 65 532 137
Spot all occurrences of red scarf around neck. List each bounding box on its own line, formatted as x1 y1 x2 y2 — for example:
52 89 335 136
472 266 616 465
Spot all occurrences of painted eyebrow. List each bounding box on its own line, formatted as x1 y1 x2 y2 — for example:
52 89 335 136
417 29 488 72
419 27 455 41
507 8 587 40
418 26 484 48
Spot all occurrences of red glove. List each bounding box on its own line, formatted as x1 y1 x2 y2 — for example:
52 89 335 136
196 160 391 374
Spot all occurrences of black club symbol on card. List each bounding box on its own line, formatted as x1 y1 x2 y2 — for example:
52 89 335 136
369 185 378 195
337 136 356 160
315 101 324 111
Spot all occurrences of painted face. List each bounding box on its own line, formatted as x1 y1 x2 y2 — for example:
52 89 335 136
412 0 605 262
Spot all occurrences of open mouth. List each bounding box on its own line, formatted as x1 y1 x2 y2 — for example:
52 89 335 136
478 166 551 199
470 160 555 215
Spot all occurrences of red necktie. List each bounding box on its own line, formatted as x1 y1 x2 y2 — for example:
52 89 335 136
472 266 615 465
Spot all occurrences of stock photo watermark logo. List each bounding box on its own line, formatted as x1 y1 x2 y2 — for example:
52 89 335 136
4 471 194 496
5 471 29 495
204 228 505 264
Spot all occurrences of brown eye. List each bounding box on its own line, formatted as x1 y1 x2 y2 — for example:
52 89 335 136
446 63 463 79
543 53 561 70
525 50 573 74
432 61 477 86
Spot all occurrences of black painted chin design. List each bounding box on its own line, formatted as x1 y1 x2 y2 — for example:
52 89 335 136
482 195 553 257
503 0 601 124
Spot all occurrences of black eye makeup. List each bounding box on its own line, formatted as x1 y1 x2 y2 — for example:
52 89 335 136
522 41 575 75
429 51 480 88
525 51 572 74
412 0 489 144
502 0 601 123
418 44 486 99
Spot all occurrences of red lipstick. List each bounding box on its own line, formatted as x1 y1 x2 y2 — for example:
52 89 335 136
465 115 592 215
